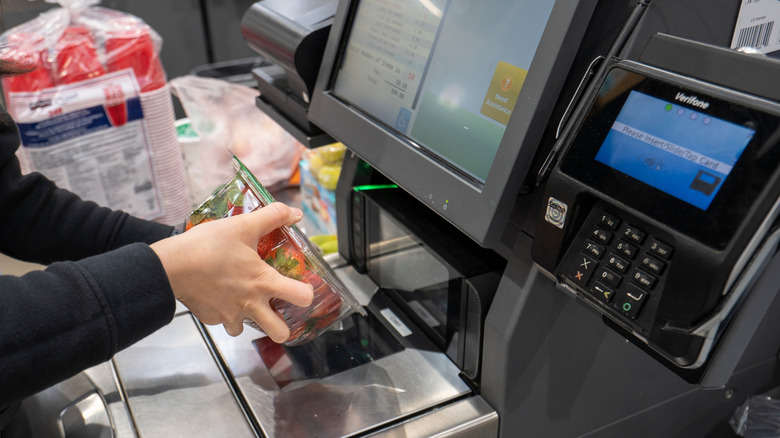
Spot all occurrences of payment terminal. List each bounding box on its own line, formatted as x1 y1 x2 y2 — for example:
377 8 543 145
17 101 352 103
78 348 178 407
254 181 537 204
532 36 780 381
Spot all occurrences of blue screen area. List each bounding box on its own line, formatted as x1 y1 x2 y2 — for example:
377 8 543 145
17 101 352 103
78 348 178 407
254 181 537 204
595 91 755 210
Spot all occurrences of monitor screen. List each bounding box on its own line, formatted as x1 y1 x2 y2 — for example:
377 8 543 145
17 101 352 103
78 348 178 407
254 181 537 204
595 90 755 210
309 0 598 248
331 0 555 182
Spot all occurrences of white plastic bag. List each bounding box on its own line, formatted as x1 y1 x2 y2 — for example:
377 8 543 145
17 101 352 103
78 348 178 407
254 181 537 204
0 0 191 225
170 75 305 205
0 0 166 97
731 387 780 437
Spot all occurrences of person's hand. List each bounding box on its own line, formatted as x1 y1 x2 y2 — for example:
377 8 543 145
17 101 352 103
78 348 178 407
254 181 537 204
150 202 314 342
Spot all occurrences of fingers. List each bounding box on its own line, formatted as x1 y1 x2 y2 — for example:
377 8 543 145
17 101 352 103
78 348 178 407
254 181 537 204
248 304 291 343
222 290 300 342
223 320 244 337
233 202 303 244
223 310 289 342
262 269 315 307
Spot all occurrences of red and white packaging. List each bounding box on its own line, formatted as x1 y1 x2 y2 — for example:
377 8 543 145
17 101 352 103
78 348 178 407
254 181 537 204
0 0 190 225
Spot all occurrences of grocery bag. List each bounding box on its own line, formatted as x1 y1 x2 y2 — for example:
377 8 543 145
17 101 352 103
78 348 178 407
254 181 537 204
0 0 191 225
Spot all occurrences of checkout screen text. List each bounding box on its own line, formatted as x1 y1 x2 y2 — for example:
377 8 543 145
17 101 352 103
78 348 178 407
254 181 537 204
595 90 755 210
333 0 554 182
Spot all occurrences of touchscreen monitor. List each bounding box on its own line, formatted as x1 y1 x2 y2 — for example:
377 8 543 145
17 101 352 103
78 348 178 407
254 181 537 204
595 90 755 210
331 0 555 183
309 0 598 248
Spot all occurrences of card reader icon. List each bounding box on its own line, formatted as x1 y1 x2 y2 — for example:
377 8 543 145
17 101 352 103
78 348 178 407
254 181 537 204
690 170 722 196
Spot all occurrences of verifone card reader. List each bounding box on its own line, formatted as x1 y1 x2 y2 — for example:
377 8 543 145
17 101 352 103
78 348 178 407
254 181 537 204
532 35 780 381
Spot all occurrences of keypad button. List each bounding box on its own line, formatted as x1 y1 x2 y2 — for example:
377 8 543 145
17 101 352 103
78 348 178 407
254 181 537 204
599 212 620 230
595 267 622 288
606 253 630 273
640 254 665 275
615 240 638 259
560 209 674 326
622 224 647 244
630 268 657 290
584 240 606 259
648 238 674 260
566 254 599 287
591 227 613 245
613 286 649 320
591 282 615 303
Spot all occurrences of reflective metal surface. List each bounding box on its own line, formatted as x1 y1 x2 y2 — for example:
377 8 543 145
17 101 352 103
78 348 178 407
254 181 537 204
4 246 492 438
366 396 498 438
60 392 112 438
205 264 473 438
3 360 135 438
112 314 253 438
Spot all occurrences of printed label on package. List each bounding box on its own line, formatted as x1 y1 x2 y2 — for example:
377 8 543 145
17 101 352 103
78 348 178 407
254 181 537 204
8 70 162 219
731 0 780 58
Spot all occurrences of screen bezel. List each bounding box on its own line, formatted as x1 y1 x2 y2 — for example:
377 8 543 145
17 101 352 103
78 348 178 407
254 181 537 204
308 0 598 248
560 64 780 250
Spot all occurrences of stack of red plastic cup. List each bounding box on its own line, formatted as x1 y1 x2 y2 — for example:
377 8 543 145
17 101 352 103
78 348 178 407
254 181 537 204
55 26 106 85
1 32 55 95
105 25 166 92
3 21 166 95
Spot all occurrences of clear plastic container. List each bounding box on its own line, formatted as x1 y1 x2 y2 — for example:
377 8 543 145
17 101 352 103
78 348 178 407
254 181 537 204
184 155 364 346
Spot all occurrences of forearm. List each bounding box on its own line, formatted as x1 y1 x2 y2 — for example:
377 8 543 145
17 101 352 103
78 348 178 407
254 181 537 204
0 171 174 264
0 243 176 407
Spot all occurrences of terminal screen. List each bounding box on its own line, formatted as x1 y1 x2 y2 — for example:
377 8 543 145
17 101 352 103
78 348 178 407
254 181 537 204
595 90 755 210
332 0 555 182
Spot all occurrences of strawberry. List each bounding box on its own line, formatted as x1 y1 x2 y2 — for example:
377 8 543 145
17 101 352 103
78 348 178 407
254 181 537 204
287 322 308 343
300 273 344 331
313 308 342 331
256 229 286 258
184 217 214 231
301 269 325 290
227 205 243 217
270 298 312 344
264 245 307 280
310 291 343 330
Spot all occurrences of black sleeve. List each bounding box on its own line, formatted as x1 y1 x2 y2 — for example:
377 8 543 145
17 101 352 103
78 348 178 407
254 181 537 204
0 113 178 408
0 114 175 264
0 243 176 408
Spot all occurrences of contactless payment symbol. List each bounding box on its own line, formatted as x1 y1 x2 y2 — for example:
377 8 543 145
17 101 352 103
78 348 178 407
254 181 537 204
545 197 567 229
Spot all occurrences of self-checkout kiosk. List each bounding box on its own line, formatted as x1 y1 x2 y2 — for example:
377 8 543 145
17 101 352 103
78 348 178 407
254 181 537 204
7 0 780 437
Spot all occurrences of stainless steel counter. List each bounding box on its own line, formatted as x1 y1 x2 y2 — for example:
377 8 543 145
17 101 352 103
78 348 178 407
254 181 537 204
6 266 497 438
202 260 476 437
113 313 255 437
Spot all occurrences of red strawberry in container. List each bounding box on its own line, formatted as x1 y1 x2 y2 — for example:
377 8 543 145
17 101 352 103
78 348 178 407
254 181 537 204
309 288 344 330
257 228 286 258
264 245 307 280
184 155 365 346
304 269 344 328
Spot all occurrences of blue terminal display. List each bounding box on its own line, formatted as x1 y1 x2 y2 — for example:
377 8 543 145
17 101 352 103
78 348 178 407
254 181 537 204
595 90 755 210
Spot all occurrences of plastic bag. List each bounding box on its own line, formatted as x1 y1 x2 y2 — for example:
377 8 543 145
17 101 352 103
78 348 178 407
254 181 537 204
184 155 365 346
0 0 166 97
0 0 190 226
731 387 780 437
170 75 305 205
